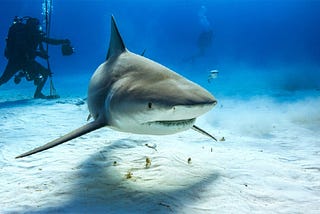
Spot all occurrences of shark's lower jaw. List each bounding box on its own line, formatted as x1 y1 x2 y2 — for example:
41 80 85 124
110 117 196 135
139 118 196 135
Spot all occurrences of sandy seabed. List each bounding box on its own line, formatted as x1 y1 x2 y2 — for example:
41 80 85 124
0 81 319 214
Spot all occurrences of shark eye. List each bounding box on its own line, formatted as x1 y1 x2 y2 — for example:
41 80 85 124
148 102 153 109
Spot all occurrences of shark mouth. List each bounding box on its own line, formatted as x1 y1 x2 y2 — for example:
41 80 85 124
144 118 196 127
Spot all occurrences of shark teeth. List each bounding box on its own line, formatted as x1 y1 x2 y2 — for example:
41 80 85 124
144 118 196 127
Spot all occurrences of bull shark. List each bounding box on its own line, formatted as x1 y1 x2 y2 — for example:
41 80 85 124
16 16 217 159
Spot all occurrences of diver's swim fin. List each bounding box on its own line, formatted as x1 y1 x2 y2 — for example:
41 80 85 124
46 95 60 99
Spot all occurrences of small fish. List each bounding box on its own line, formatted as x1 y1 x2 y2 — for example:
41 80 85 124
145 143 157 151
208 69 219 83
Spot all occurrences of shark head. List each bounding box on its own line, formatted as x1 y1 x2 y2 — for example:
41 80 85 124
87 16 217 135
16 15 217 158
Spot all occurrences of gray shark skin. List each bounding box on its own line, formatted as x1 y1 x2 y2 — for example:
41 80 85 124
16 16 217 159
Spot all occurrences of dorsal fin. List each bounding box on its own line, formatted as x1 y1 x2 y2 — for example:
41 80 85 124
106 15 126 60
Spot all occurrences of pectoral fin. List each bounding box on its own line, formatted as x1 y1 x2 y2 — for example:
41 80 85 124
16 120 106 158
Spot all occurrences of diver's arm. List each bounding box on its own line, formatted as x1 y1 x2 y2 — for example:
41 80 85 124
42 36 69 45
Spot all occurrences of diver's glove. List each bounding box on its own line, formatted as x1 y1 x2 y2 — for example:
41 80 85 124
14 72 26 84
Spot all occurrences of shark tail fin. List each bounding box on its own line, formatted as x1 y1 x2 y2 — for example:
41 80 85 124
192 125 217 141
16 121 105 158
106 15 126 60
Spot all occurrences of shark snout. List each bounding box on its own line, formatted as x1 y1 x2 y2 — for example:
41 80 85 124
170 100 217 120
145 96 217 122
145 85 217 121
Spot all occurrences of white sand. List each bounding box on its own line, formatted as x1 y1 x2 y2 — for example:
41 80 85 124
0 82 319 213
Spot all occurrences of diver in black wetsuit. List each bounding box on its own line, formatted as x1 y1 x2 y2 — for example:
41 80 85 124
0 16 72 99
197 29 213 57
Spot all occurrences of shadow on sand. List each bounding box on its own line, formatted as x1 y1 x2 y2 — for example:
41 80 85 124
25 139 220 213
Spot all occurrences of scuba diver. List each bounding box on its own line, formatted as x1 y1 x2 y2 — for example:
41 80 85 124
0 16 73 99
196 5 213 57
184 5 213 63
197 29 213 57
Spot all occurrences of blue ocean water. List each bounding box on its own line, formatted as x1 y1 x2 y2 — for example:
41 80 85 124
1 1 320 213
0 0 319 100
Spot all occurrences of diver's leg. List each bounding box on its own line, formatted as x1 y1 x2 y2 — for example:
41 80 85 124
34 75 48 98
0 60 21 86
27 61 50 98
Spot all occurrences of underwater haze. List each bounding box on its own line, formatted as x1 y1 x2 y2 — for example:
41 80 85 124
0 0 319 96
1 0 320 213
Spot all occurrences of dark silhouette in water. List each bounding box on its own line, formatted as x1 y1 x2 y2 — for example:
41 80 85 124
0 16 71 99
197 29 213 57
185 5 213 63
